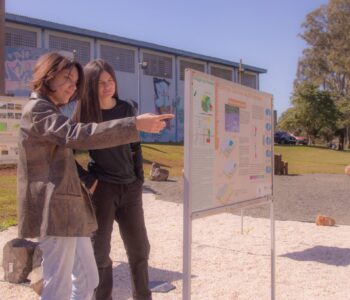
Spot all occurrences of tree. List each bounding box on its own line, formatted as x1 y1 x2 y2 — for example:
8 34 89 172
294 0 350 148
277 107 300 133
291 82 339 143
297 0 350 95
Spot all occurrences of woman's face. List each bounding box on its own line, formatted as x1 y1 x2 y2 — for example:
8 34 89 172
98 70 116 103
48 67 78 106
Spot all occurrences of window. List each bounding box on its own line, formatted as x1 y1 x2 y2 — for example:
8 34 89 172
241 72 257 89
210 66 233 81
100 44 135 73
142 52 172 78
179 60 205 81
5 26 37 48
49 35 91 65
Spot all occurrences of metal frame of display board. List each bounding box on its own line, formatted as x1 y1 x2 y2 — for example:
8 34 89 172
182 193 275 300
182 69 275 300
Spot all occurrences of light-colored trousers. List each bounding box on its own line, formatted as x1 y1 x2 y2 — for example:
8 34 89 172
39 236 99 300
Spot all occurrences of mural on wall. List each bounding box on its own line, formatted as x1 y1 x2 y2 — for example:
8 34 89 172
140 77 186 143
5 47 48 97
153 78 171 126
141 77 177 143
174 95 184 142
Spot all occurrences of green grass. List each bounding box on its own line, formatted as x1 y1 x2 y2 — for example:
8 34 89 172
141 143 184 177
0 175 17 231
2 144 350 231
275 145 350 174
76 143 184 177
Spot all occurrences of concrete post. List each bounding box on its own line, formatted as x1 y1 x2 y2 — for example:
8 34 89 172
0 0 5 95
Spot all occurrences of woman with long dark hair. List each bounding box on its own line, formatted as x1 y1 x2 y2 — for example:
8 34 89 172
17 52 173 300
74 59 152 300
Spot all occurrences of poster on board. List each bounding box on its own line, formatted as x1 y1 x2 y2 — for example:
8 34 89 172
0 96 28 164
185 69 273 214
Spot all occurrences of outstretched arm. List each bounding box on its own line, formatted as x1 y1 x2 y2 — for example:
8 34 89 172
136 113 174 133
26 100 174 150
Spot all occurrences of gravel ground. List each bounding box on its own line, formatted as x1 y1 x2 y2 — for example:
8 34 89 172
2 189 350 299
145 173 350 225
1 173 350 299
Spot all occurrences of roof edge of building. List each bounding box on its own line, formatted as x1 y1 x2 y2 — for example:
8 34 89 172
5 12 267 74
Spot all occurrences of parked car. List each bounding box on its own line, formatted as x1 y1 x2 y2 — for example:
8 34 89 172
274 131 297 145
293 135 308 145
274 131 285 144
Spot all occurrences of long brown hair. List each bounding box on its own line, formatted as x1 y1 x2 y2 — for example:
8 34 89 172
73 59 118 123
30 52 84 101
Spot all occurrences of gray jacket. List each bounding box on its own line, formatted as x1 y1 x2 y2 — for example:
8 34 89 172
17 93 140 238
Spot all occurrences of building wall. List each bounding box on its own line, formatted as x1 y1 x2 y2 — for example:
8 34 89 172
4 20 261 142
97 40 139 104
139 49 176 142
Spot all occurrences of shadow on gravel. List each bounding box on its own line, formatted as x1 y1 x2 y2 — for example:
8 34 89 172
112 262 184 300
143 178 183 204
280 246 350 266
143 186 160 195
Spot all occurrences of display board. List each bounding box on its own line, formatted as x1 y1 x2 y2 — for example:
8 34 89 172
184 69 273 214
0 96 27 164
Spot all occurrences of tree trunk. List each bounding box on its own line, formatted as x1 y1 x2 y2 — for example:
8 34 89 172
338 130 345 151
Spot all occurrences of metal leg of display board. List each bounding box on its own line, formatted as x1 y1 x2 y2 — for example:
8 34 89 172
183 197 274 300
270 198 276 300
240 209 244 234
183 214 192 300
183 187 192 300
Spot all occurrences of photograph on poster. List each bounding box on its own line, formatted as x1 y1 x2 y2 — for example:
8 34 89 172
225 104 240 133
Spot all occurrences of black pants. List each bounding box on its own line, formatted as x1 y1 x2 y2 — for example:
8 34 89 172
92 179 151 300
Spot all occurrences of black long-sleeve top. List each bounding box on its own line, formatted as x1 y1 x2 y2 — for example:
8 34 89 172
77 99 144 188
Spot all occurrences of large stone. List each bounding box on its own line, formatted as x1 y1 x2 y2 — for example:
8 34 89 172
345 165 350 175
150 162 169 181
2 238 38 283
315 215 336 226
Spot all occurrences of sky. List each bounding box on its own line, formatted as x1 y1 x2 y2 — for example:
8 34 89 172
6 0 329 118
